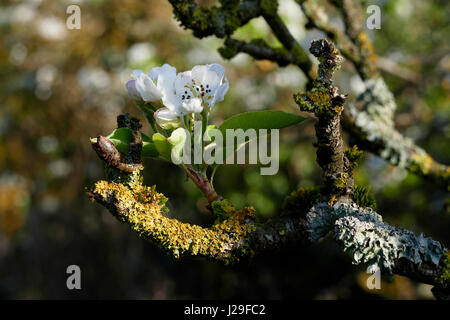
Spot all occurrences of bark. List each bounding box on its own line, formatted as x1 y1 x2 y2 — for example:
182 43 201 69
87 0 450 298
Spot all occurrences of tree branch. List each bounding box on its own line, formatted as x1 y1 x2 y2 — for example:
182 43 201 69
90 168 312 263
88 169 449 294
297 0 361 66
342 77 450 186
89 2 450 297
219 37 301 67
88 131 450 292
330 0 379 79
167 0 449 186
294 39 353 200
294 0 449 186
168 0 263 38
290 39 449 297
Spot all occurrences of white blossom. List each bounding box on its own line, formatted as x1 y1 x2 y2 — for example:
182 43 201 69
160 63 228 116
128 63 229 129
126 64 176 102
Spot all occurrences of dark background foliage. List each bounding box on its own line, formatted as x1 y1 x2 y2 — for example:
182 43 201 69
0 0 448 299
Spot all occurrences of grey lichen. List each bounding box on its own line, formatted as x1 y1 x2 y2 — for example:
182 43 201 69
306 202 446 274
349 78 427 168
305 202 338 242
348 78 450 184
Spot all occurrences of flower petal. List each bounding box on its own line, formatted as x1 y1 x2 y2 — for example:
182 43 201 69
175 71 194 98
125 80 141 100
135 72 162 102
150 64 177 87
132 69 145 79
209 77 229 108
180 97 203 114
191 65 220 89
207 63 225 80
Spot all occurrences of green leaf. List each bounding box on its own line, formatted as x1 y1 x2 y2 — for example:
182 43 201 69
106 128 133 154
141 133 159 158
106 128 159 158
218 110 305 134
152 133 172 161
209 110 306 167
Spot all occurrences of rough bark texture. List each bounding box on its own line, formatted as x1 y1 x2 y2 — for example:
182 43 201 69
294 39 352 199
87 0 450 299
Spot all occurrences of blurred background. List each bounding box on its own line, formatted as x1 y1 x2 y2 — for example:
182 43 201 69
0 0 448 299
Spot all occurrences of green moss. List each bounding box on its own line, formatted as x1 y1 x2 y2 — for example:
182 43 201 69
211 199 236 221
435 251 450 289
353 185 376 210
282 186 323 217
218 42 238 59
333 172 349 189
345 145 364 166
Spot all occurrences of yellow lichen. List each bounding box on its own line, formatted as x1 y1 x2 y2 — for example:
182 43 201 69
328 194 337 206
357 32 377 76
410 153 434 175
308 87 331 109
333 172 349 189
91 175 256 263
345 145 364 165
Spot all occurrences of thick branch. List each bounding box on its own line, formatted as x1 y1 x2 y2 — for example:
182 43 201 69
89 173 449 294
87 115 448 295
342 77 450 186
168 0 263 38
89 170 311 264
306 202 449 291
219 37 300 67
290 39 449 296
294 39 353 199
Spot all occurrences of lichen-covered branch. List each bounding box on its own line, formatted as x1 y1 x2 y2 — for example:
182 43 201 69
90 168 314 264
87 3 450 298
294 39 353 199
290 39 449 296
219 38 301 67
293 0 449 186
87 122 448 296
167 0 449 186
89 115 312 264
306 201 449 291
168 0 263 38
88 169 449 294
342 77 450 186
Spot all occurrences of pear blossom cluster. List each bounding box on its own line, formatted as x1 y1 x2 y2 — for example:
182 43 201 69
126 63 229 129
